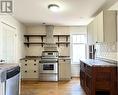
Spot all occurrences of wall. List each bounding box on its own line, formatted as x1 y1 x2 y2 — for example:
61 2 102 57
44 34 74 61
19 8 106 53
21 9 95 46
25 26 70 56
25 26 87 57
95 42 118 61
25 25 87 77
0 14 26 63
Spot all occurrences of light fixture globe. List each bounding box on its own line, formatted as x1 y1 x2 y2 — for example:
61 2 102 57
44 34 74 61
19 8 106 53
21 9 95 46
48 4 60 12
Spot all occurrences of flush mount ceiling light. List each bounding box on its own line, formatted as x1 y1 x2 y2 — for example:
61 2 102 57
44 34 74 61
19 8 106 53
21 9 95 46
48 4 60 12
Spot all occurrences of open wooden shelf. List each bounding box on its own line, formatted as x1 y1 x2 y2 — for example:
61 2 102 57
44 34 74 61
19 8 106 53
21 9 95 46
24 35 46 37
24 34 70 37
54 35 70 37
24 34 70 47
56 42 70 47
24 42 45 47
56 42 70 44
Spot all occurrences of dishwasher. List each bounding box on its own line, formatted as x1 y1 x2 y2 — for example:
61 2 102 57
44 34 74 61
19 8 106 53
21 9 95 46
5 66 20 95
0 69 6 95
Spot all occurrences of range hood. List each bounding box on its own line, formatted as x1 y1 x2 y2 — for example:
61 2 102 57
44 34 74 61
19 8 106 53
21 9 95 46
44 25 58 51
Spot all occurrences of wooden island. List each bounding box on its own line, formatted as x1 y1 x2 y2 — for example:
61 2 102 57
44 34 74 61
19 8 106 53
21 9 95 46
80 59 117 95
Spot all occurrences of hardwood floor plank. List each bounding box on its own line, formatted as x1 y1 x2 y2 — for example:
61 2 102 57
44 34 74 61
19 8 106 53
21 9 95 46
20 78 86 95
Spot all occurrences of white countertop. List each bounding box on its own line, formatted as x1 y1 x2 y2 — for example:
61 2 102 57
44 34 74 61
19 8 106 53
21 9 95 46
0 63 20 85
0 63 19 70
80 59 116 67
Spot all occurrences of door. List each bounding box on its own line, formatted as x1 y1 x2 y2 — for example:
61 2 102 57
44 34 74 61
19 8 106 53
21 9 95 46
0 22 16 63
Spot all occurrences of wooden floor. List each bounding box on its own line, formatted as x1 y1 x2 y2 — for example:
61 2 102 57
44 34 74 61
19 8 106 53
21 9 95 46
20 78 86 95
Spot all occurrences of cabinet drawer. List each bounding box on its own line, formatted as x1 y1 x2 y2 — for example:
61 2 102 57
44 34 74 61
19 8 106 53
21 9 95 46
21 59 30 64
28 59 39 64
21 70 39 79
21 59 40 64
59 59 71 63
29 62 39 70
21 62 39 70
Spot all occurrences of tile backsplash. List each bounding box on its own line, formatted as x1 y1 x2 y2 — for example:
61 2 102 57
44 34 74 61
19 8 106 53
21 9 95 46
95 42 118 61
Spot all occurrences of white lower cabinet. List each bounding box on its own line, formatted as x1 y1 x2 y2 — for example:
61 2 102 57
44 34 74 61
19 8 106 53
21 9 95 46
59 59 71 80
20 59 40 80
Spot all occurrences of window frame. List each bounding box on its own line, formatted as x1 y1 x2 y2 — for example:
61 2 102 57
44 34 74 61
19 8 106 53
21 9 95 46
71 34 87 64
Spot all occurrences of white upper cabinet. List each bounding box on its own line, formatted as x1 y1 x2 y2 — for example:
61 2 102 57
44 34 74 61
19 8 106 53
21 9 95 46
87 21 93 44
103 11 117 42
87 11 117 44
97 11 104 43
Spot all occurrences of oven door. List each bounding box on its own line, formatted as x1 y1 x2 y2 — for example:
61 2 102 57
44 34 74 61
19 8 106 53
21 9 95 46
39 63 58 74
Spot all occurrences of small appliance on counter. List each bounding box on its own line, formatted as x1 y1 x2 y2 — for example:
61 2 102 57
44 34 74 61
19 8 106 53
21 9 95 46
88 45 95 59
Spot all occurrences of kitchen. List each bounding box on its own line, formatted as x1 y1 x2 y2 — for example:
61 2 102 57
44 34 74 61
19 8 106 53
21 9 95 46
0 0 118 95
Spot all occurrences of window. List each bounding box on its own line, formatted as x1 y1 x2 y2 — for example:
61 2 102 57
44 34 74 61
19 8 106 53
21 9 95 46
71 34 87 64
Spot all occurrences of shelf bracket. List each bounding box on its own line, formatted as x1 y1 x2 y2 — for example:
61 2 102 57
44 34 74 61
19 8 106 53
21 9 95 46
58 35 59 42
26 43 29 47
66 36 68 42
41 43 43 47
26 36 29 42
41 36 43 42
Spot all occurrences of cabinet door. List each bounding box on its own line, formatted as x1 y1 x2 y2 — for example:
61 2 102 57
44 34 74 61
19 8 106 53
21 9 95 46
97 11 104 43
93 17 98 43
103 11 117 42
21 69 39 79
87 24 91 44
85 74 92 95
0 22 16 63
80 70 85 88
0 22 3 62
59 60 71 80
87 22 94 44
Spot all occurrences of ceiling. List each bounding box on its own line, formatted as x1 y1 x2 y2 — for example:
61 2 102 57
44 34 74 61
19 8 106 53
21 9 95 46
13 0 117 26
109 1 118 10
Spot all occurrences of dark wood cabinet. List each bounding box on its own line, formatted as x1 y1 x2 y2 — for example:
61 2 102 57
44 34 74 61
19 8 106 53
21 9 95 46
80 60 117 95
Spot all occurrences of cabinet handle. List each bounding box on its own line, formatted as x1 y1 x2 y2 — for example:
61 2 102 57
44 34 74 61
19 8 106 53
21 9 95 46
25 60 27 62
34 60 36 62
25 64 27 66
34 71 36 73
34 64 36 66
25 71 27 73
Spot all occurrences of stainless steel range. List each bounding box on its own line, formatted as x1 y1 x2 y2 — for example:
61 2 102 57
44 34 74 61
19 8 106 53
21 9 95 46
39 51 59 81
39 25 59 81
